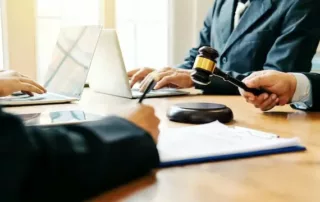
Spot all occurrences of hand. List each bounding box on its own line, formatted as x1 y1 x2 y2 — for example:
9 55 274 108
123 104 160 143
128 67 156 88
0 70 38 81
239 70 297 111
0 77 46 97
0 70 26 78
139 68 194 92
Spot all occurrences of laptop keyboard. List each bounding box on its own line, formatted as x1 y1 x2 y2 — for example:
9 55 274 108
132 88 165 95
131 88 188 97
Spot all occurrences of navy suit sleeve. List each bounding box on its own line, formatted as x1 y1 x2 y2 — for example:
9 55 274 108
195 0 320 95
0 110 159 202
176 4 215 70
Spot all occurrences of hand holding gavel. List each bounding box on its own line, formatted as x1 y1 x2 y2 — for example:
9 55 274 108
191 46 268 96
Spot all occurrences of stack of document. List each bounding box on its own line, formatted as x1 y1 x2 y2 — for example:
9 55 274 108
157 122 306 167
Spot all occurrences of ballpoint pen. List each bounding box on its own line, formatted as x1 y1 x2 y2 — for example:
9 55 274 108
138 73 159 103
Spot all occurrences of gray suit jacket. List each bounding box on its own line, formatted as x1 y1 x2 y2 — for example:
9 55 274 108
178 0 320 95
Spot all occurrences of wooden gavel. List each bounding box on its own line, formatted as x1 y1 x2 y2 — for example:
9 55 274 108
191 46 267 96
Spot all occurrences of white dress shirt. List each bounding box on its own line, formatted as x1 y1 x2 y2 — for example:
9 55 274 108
291 73 313 109
234 0 251 29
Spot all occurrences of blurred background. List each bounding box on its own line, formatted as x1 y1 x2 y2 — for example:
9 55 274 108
0 0 319 83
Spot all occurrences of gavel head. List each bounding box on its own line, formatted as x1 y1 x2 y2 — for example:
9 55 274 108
191 46 219 85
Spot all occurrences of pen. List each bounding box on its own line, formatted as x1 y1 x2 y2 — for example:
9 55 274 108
138 79 157 103
138 73 160 103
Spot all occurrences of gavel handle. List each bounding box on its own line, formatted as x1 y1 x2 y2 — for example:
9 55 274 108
226 76 266 96
213 69 268 96
241 84 267 96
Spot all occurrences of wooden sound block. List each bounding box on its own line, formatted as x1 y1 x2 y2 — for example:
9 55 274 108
167 102 233 124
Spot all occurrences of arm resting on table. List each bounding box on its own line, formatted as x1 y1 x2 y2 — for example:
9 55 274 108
0 111 159 202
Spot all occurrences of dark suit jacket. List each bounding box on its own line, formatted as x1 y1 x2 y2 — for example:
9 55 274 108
0 109 159 202
178 0 320 95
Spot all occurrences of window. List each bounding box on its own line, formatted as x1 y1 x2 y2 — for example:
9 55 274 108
36 0 101 83
116 0 213 70
116 0 169 71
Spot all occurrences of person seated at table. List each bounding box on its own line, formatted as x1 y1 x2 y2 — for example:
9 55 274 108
239 70 320 111
128 0 320 95
0 104 160 202
0 70 46 97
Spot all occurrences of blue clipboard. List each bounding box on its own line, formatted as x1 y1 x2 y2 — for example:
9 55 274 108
159 146 306 168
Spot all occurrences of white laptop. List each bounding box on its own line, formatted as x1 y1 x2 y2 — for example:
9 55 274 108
89 29 191 99
0 25 102 106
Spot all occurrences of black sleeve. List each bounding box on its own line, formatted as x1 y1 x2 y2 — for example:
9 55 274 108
196 0 320 95
0 110 159 202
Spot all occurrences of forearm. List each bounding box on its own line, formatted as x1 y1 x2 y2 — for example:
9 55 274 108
5 115 159 202
0 110 36 202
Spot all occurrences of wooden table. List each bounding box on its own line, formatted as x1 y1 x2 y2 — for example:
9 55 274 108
6 89 320 202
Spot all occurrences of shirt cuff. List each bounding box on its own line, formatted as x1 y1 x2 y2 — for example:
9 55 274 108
290 73 313 109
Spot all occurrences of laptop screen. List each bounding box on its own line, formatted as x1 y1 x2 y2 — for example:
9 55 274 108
44 26 102 98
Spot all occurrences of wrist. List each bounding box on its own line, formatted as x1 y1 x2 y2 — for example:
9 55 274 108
287 73 297 102
178 70 195 88
187 72 195 87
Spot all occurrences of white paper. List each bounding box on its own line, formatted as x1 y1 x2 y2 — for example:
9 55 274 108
157 121 301 163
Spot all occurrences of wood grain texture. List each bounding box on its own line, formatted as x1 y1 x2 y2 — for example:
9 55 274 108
5 89 320 202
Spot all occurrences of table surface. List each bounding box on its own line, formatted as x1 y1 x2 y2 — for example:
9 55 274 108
5 89 320 202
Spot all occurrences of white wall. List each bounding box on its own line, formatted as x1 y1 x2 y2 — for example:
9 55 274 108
169 0 214 66
6 0 37 78
194 0 215 32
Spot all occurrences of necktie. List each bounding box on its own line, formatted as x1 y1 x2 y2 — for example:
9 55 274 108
234 0 250 30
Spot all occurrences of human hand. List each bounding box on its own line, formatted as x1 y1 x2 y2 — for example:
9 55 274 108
239 70 297 111
124 104 160 143
0 77 46 97
0 70 27 78
139 68 194 92
127 67 156 88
